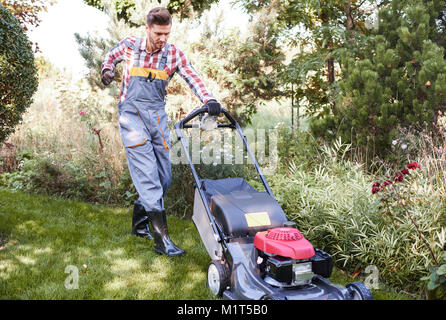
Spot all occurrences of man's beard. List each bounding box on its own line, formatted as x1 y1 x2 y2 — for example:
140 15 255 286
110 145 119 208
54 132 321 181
148 35 165 51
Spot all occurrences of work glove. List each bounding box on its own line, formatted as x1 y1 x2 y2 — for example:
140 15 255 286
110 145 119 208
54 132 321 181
205 99 221 116
101 69 115 86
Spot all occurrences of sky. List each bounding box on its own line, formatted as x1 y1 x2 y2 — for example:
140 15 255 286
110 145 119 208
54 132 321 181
29 0 110 75
29 0 249 76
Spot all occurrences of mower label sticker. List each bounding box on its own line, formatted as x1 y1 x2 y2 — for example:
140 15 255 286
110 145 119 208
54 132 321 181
245 212 271 227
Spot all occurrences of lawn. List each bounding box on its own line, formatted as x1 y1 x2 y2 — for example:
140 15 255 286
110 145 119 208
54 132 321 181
0 189 414 300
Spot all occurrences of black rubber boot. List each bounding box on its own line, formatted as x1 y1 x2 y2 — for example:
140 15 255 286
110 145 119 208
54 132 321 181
149 209 185 257
131 202 153 240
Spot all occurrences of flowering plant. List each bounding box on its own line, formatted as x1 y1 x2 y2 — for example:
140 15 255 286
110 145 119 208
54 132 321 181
79 109 104 152
371 161 421 194
372 161 445 298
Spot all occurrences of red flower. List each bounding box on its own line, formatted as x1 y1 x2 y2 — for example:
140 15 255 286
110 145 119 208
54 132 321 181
394 172 404 182
382 179 393 187
372 186 381 194
401 168 410 175
372 181 382 194
408 161 421 170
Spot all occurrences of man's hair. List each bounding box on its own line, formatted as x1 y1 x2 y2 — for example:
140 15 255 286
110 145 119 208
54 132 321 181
147 7 172 26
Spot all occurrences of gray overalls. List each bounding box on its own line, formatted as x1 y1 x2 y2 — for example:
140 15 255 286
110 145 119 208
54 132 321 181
118 38 171 212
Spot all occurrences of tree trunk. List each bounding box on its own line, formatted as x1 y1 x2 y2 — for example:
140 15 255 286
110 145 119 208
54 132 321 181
327 57 335 84
345 1 355 31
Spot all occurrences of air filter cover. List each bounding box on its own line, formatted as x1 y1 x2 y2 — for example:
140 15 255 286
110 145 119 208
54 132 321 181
254 227 315 260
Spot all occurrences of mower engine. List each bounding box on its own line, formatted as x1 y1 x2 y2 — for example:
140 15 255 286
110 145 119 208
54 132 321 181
254 227 333 287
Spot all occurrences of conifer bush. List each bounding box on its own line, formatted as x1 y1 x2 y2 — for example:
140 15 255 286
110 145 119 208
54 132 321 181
311 0 446 159
0 5 38 143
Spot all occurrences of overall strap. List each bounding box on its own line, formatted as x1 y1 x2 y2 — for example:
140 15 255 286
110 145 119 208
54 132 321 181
123 37 143 66
123 37 142 52
158 44 170 70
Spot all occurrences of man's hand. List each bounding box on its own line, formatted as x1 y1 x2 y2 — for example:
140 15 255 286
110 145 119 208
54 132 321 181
205 99 221 116
101 69 115 86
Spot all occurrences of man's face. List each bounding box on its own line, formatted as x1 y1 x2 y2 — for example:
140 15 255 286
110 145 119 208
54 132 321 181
145 23 171 51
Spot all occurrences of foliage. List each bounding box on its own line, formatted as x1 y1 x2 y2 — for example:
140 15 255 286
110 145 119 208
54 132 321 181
0 0 53 30
372 163 446 297
422 252 446 300
4 0 446 299
233 0 379 119
167 0 219 19
192 7 285 124
0 151 136 207
276 125 323 172
312 0 446 159
0 5 38 144
83 0 137 24
83 0 222 21
268 139 445 294
0 59 134 207
0 142 19 173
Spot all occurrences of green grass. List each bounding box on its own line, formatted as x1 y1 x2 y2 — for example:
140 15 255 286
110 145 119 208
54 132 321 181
0 189 415 300
0 189 214 299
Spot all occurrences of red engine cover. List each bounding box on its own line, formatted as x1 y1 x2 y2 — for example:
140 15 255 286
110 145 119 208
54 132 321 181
254 227 315 260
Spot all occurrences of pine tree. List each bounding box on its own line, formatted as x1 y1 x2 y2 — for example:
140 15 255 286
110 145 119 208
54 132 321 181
312 0 446 158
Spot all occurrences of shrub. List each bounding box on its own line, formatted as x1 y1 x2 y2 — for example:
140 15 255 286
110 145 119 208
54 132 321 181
276 126 322 172
0 151 136 207
311 0 446 160
269 140 445 295
0 5 38 143
422 252 446 300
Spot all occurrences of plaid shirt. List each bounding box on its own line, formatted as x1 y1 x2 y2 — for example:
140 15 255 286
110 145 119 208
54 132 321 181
102 36 214 104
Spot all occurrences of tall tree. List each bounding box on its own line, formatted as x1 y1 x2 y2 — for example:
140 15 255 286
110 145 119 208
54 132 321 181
192 6 285 123
312 0 446 158
267 0 380 119
171 0 380 118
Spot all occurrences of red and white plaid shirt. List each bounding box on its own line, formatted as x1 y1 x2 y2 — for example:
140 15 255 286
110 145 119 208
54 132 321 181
102 36 214 104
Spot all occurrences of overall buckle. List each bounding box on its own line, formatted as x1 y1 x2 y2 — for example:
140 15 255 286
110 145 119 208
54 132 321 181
147 71 155 82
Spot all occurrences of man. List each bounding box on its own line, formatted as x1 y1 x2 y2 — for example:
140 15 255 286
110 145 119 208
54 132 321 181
101 7 221 257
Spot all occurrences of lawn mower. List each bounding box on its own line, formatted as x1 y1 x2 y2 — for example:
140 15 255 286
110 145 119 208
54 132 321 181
174 106 373 300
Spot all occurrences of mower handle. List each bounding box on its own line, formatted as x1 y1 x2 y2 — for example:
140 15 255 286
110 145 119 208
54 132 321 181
173 103 279 252
175 106 236 130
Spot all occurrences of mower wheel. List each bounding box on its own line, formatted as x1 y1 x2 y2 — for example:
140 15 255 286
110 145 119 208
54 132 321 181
207 260 230 297
346 282 373 300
